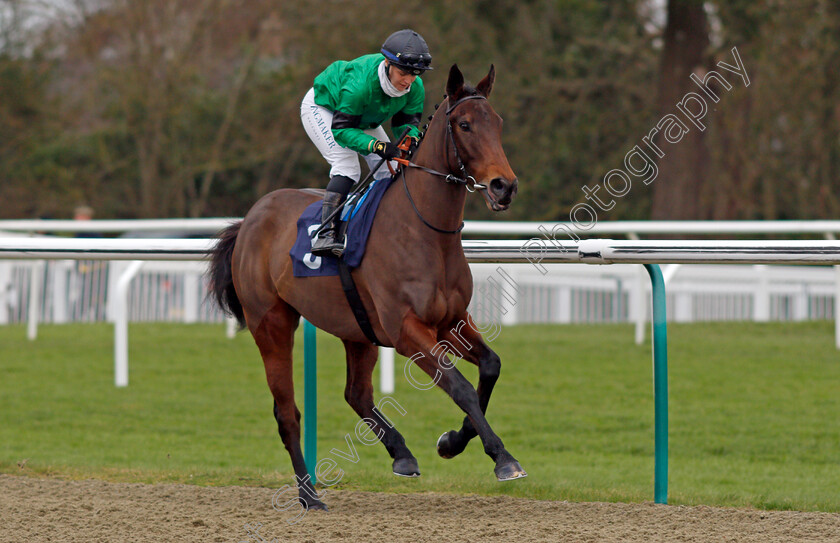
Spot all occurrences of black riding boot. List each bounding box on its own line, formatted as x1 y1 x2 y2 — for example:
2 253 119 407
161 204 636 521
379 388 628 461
311 190 347 257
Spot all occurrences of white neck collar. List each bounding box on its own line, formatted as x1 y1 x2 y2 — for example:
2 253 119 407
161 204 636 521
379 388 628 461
378 60 410 98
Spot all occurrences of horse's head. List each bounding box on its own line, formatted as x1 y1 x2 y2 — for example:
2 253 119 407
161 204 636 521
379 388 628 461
439 64 518 211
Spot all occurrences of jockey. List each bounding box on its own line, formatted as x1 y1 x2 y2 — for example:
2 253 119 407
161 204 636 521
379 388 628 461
300 29 432 257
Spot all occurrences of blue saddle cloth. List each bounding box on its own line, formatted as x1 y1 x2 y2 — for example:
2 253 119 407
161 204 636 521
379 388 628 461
290 177 396 277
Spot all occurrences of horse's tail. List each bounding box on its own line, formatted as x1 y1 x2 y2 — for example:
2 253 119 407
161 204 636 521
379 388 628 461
207 221 246 328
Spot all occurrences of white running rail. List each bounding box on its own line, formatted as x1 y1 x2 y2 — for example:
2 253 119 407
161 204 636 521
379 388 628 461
3 236 840 389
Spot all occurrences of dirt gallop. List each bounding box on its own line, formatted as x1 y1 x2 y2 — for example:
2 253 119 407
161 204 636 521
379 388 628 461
2 474 838 542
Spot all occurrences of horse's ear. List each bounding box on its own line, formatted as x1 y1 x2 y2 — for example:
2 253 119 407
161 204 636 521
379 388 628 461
446 64 465 99
477 64 495 98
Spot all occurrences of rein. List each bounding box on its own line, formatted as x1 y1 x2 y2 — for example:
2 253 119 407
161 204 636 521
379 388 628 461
398 94 487 234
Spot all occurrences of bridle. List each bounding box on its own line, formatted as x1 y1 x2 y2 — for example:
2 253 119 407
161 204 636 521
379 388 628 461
398 94 488 234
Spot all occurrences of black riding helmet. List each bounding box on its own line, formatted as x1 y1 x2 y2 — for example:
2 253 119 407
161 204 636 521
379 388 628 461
381 29 432 76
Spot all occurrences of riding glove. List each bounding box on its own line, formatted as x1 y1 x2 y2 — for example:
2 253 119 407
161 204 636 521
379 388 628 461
371 140 400 160
406 136 420 153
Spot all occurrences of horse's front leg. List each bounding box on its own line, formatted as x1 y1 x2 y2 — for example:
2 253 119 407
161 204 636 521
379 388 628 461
396 314 526 481
435 313 500 460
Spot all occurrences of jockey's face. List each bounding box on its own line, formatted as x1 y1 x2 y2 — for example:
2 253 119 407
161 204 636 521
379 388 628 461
386 61 417 91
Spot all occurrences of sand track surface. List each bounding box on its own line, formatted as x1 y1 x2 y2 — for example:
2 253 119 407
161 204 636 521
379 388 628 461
2 474 839 542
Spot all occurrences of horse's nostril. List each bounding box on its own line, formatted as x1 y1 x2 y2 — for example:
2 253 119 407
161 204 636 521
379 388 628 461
490 178 506 194
490 177 513 205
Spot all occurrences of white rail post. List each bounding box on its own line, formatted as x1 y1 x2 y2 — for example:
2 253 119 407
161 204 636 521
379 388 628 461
825 233 840 349
184 271 199 324
634 265 647 345
27 261 45 340
555 286 571 323
834 265 840 349
793 283 809 322
52 261 71 324
627 233 648 344
674 290 693 323
0 262 11 325
753 265 770 322
226 316 238 338
498 266 519 326
106 261 125 323
662 264 681 284
380 347 395 394
114 260 145 387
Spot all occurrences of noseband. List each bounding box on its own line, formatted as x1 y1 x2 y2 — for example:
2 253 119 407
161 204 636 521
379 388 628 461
401 94 487 234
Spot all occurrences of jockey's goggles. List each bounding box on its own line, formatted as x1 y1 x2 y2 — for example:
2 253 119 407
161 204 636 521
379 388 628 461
383 50 432 75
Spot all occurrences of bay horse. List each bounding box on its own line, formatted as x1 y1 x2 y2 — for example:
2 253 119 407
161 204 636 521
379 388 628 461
209 64 522 511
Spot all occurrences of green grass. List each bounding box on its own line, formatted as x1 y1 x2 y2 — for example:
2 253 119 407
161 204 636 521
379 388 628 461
1 321 839 511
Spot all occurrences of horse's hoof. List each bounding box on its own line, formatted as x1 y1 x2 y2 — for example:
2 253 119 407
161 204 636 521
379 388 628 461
436 431 454 458
494 461 528 481
306 500 329 512
392 456 420 477
436 430 464 459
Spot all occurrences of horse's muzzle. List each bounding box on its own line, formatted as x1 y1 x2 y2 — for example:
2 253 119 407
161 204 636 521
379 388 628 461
486 177 518 211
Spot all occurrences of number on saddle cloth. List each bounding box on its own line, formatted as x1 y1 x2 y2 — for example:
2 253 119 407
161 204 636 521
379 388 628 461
291 173 395 278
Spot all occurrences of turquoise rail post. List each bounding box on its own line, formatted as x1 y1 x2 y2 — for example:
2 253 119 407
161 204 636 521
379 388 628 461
303 319 317 484
644 264 668 504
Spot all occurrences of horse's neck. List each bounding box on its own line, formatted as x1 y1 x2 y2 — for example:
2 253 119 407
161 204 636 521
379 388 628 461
395 128 467 238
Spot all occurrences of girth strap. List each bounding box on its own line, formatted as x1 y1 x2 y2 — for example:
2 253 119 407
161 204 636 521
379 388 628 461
337 259 383 346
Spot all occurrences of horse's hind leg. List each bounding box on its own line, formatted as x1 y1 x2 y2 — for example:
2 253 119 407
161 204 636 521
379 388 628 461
252 301 327 511
435 313 501 460
342 340 420 477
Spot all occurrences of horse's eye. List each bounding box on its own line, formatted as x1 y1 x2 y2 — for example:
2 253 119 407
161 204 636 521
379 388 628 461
458 121 471 132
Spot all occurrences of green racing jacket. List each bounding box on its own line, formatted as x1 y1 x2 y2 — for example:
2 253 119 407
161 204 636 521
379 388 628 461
313 53 424 155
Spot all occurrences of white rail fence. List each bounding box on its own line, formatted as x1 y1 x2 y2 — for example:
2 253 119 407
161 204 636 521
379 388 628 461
3 260 837 328
471 263 837 324
2 236 840 390
0 260 224 326
7 256 837 392
5 218 840 237
4 220 840 336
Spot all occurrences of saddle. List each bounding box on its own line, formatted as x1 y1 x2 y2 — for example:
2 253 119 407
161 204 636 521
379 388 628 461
289 176 396 278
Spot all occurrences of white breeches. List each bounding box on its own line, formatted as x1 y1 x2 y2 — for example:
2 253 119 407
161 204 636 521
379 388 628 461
300 87 394 182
